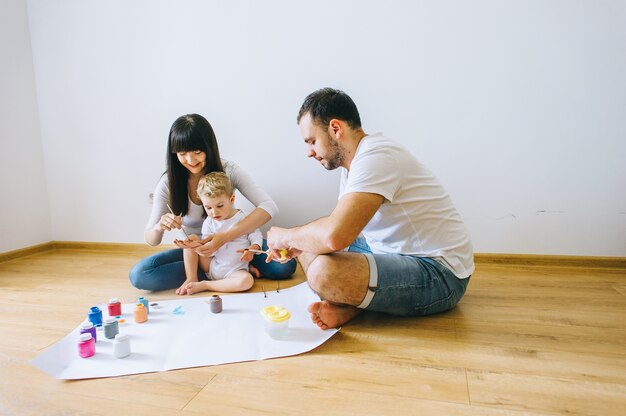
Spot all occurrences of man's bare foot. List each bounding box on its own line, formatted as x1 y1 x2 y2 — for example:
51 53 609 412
307 301 361 330
184 281 207 295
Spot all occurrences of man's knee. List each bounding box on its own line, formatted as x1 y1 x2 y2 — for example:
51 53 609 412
305 255 334 294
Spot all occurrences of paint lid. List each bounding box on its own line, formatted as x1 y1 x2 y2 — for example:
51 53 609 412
109 298 120 304
104 317 116 325
90 306 100 312
80 321 94 329
261 306 291 323
79 333 93 342
114 333 128 342
135 303 145 309
137 296 146 301
210 295 221 303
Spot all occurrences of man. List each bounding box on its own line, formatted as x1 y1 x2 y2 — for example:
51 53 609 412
267 88 474 329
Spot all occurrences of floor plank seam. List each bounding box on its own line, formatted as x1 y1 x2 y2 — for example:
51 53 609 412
464 368 472 405
181 373 217 411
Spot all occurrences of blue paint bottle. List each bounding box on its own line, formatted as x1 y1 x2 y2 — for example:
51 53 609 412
137 296 149 314
88 306 103 327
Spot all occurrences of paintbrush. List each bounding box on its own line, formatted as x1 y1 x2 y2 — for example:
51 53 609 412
243 248 290 260
243 248 271 255
166 203 190 239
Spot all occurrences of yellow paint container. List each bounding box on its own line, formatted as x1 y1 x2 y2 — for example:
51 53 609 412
260 306 291 339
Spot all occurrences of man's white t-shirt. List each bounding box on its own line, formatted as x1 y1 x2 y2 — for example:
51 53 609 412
340 133 474 278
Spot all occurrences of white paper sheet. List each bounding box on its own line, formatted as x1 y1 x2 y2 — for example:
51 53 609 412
32 282 337 380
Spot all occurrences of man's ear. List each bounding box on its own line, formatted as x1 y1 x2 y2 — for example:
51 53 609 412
329 119 342 139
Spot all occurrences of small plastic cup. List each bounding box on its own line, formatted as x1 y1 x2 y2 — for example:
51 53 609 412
261 306 291 339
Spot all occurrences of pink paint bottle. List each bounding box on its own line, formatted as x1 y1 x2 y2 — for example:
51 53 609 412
108 298 122 317
78 333 95 358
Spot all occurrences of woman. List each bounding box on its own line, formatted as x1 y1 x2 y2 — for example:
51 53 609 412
130 114 296 292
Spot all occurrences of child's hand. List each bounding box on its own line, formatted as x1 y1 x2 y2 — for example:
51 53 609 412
239 244 260 262
174 235 203 249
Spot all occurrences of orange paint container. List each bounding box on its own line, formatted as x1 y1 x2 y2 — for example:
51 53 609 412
134 303 148 323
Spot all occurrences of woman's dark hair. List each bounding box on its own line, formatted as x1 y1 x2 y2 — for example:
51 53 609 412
166 114 224 216
296 88 362 129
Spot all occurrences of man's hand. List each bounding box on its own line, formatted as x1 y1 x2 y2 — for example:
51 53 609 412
266 227 300 262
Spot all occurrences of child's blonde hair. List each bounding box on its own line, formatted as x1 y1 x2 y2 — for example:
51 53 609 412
197 172 233 199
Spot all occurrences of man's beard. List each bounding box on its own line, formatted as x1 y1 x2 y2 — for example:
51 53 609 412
321 134 345 171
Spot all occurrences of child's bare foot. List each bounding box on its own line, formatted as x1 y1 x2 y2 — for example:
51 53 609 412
307 301 361 330
184 281 207 295
176 279 198 295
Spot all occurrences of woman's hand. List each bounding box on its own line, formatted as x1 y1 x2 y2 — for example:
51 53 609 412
156 213 182 232
195 232 228 257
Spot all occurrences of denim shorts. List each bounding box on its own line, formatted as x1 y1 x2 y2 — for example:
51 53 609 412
347 237 470 316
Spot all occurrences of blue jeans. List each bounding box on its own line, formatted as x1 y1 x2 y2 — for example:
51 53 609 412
347 237 470 316
129 240 297 291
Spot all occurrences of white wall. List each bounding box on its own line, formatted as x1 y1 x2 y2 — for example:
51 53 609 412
0 0 50 253
20 0 626 256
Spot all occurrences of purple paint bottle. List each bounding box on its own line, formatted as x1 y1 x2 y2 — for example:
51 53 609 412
79 321 97 342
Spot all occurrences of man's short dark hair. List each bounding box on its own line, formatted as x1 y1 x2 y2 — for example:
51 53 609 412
297 88 362 129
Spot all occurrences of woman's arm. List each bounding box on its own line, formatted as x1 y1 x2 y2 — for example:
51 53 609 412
195 207 270 256
144 176 182 246
194 161 275 256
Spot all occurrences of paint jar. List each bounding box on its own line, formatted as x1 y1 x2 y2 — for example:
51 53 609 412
209 295 223 313
79 321 97 342
113 333 131 358
103 317 119 339
137 296 150 314
260 306 291 339
88 306 103 327
134 303 148 323
78 333 95 358
107 298 122 317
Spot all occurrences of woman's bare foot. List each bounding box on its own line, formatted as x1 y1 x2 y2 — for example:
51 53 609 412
249 264 261 279
307 301 361 330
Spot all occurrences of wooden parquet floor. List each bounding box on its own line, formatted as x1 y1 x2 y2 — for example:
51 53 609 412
0 246 625 415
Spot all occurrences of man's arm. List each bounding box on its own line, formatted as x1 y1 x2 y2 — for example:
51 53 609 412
267 192 384 254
